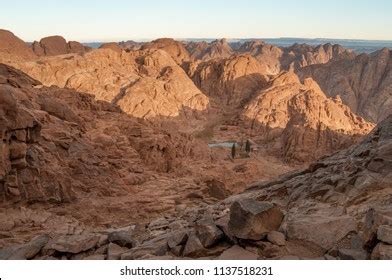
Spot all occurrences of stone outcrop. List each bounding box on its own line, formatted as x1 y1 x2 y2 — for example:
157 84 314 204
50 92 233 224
0 29 37 62
31 35 89 56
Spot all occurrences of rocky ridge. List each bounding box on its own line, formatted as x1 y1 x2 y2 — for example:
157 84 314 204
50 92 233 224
299 48 392 123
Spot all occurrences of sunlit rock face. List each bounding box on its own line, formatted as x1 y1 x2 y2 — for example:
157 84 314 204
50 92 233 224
11 48 209 119
242 72 374 161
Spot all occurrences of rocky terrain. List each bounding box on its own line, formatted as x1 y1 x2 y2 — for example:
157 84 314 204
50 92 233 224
0 63 293 251
299 48 392 123
0 29 391 260
1 110 390 260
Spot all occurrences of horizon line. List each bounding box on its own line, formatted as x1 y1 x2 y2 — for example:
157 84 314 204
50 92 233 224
74 37 392 44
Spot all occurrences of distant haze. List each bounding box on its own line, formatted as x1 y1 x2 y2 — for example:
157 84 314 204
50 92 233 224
1 0 392 41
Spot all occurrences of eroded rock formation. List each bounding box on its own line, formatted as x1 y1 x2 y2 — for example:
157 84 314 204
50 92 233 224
242 72 374 161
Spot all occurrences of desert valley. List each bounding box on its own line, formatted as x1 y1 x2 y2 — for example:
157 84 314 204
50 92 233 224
0 28 391 260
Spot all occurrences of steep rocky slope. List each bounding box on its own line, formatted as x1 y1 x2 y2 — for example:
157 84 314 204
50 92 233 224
189 54 269 106
10 48 209 119
0 29 37 62
242 72 374 162
299 48 392 123
31 35 89 56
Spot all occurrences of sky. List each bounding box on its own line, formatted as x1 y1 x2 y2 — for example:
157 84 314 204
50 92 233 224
1 0 392 42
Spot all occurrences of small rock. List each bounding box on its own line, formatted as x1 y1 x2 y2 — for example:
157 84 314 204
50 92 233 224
377 225 392 244
371 243 392 260
362 209 392 248
338 248 368 260
107 243 128 260
148 217 169 232
196 219 224 248
228 198 284 240
0 234 49 260
182 233 206 258
83 254 106 260
167 231 188 249
205 179 230 199
267 231 286 246
9 142 27 160
278 255 300 260
44 234 99 254
170 245 183 256
121 235 168 260
108 231 134 248
324 254 337 260
217 245 259 260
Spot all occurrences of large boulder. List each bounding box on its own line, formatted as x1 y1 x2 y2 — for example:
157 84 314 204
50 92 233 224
362 209 392 248
107 243 128 260
286 215 357 251
108 230 135 248
43 234 100 254
371 243 392 260
182 232 206 257
377 225 392 245
228 198 284 240
0 234 49 260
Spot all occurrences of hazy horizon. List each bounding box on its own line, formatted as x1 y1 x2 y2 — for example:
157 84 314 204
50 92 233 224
1 0 392 42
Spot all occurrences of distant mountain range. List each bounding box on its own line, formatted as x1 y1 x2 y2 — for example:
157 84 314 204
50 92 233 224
83 38 392 53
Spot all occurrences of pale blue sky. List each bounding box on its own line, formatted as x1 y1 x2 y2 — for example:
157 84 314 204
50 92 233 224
1 0 391 42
